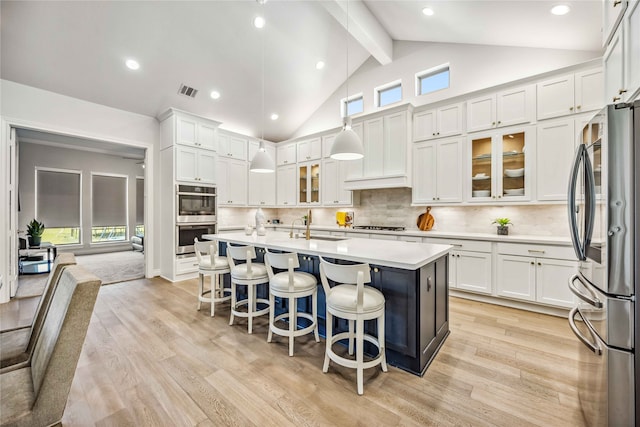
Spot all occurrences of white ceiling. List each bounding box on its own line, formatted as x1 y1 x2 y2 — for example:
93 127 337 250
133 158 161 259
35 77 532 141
1 1 602 144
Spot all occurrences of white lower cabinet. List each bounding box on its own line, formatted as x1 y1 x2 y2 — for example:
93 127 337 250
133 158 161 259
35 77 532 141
496 243 578 308
217 157 247 206
449 250 492 294
276 165 296 206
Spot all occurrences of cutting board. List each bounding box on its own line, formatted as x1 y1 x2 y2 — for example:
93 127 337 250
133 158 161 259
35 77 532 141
417 207 434 231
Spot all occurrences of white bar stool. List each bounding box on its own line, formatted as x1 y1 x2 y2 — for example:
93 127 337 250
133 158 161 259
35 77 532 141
194 238 231 317
227 244 270 334
264 250 320 356
319 257 387 395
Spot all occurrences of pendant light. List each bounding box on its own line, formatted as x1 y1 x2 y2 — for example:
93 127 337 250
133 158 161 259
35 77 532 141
330 0 364 161
250 0 275 173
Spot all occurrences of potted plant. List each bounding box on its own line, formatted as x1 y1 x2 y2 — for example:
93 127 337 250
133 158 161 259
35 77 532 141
492 217 512 236
26 219 45 247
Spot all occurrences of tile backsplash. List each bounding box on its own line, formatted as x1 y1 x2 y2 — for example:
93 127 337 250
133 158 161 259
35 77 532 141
218 188 570 237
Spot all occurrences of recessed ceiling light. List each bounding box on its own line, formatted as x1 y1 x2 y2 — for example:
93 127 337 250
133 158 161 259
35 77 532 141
551 4 570 15
422 7 434 16
270 113 279 121
253 16 265 28
210 90 221 100
316 61 325 70
125 59 140 70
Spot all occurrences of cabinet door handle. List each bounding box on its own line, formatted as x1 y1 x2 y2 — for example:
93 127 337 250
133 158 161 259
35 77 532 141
373 267 379 273
492 122 496 126
619 89 627 94
497 121 501 125
613 96 621 102
427 276 432 291
528 249 545 254
576 105 582 110
613 0 622 6
569 107 574 111
538 262 542 266
530 261 535 265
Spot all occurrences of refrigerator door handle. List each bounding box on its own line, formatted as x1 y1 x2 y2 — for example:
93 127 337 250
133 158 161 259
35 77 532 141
582 147 596 248
568 274 603 308
568 307 602 355
567 145 586 260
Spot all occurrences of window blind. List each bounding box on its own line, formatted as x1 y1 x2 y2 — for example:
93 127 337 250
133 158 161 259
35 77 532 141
36 170 81 228
136 178 144 225
92 174 127 227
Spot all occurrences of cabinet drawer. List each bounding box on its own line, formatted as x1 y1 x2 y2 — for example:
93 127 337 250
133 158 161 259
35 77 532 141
424 238 491 253
496 243 574 259
398 235 423 243
176 257 199 274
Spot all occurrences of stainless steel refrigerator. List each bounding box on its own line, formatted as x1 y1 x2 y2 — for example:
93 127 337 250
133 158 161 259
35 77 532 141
567 101 638 426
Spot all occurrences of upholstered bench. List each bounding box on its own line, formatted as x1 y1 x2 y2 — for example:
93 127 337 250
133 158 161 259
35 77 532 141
0 265 101 427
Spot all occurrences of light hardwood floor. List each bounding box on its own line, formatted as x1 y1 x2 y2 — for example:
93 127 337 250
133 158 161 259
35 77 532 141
56 277 585 426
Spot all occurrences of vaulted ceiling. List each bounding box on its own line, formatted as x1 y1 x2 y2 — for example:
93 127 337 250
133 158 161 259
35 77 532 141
1 1 601 143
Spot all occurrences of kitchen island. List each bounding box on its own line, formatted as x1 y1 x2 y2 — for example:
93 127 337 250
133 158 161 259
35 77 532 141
204 231 451 376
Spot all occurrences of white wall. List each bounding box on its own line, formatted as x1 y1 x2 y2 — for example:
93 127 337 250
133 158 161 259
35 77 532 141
18 142 144 254
0 79 159 303
292 41 601 138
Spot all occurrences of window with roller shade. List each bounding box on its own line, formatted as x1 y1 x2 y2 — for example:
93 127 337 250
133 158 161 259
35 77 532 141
135 177 144 236
91 173 128 243
35 168 81 245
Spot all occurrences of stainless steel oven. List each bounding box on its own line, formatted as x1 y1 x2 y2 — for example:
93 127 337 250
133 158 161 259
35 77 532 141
176 184 217 223
176 223 216 256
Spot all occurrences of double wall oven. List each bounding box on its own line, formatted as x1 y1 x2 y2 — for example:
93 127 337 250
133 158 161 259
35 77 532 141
176 184 217 256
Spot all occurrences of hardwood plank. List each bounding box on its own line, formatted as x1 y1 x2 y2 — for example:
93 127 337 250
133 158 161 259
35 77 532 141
55 280 587 426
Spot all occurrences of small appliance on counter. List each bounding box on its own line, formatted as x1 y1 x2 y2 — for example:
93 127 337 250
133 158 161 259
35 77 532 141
335 211 354 228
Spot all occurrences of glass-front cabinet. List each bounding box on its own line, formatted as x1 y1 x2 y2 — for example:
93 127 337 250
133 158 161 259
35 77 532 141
468 126 532 201
298 161 320 204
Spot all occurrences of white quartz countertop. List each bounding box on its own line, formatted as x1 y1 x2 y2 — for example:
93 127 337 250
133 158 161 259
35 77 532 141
204 231 452 270
218 225 572 246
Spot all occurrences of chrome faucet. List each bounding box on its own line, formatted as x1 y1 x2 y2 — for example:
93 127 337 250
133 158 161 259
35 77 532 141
305 209 312 240
289 218 304 238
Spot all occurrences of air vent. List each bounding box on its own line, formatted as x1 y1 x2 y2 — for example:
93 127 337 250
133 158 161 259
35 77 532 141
178 84 198 98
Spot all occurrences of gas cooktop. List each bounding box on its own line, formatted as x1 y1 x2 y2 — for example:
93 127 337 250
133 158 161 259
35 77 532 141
352 225 406 231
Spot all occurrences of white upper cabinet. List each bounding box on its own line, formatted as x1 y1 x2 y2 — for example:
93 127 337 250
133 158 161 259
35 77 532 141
165 111 219 151
603 0 628 46
537 69 603 120
248 168 276 206
536 118 576 201
363 116 385 177
412 103 463 141
297 137 322 162
217 157 247 206
322 158 352 206
467 125 533 203
177 116 198 147
412 137 462 204
276 164 297 206
605 27 625 105
218 132 248 160
467 85 534 133
383 111 407 176
625 0 640 101
175 146 217 185
321 133 336 158
276 143 296 166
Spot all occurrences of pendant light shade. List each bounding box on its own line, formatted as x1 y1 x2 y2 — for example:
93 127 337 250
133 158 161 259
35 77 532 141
330 0 364 161
330 126 363 160
250 140 275 173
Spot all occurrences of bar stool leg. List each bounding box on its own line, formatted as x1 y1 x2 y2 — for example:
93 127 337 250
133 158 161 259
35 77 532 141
229 280 236 326
312 292 319 342
248 284 254 334
323 312 332 373
348 320 355 356
267 292 275 343
289 297 297 356
210 274 216 317
356 319 365 395
197 273 204 311
379 314 388 372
